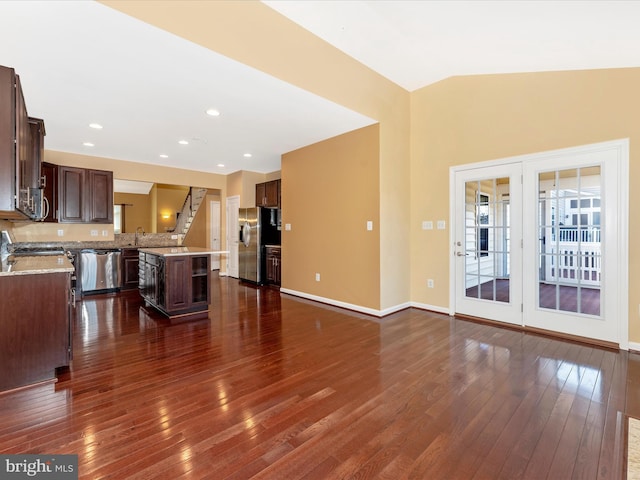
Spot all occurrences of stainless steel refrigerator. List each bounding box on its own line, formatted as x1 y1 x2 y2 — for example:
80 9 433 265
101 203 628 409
238 207 281 284
238 207 262 284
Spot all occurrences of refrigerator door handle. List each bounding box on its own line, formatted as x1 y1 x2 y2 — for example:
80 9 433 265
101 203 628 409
241 222 251 247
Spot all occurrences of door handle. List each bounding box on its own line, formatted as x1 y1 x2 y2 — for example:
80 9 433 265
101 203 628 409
456 252 469 256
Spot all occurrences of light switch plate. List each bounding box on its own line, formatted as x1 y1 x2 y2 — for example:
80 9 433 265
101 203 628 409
366 220 373 231
422 221 433 230
437 220 446 230
285 223 292 231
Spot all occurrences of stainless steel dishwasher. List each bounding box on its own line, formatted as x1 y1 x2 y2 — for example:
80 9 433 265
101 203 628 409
80 249 121 295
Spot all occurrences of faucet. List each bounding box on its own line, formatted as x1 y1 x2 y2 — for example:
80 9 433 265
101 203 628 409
134 226 145 246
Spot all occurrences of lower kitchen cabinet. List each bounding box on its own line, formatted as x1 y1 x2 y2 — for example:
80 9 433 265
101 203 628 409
265 246 281 286
0 272 72 391
121 247 139 290
139 249 211 319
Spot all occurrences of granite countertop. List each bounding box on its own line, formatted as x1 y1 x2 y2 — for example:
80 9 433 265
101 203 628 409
139 247 229 257
0 255 74 276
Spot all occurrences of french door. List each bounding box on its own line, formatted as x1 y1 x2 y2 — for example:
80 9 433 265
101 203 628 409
451 140 628 346
453 163 523 325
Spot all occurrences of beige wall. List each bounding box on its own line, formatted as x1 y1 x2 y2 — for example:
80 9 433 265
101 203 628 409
410 68 640 341
156 184 188 233
114 192 151 234
282 124 380 308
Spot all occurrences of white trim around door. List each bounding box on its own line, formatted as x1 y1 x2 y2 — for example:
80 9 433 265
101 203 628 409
449 139 629 349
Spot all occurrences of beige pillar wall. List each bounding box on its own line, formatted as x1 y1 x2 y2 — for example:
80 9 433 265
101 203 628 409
282 125 380 309
101 0 411 312
410 67 640 341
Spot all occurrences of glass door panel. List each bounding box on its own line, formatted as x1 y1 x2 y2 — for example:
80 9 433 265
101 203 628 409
536 166 601 317
454 163 522 326
464 177 510 303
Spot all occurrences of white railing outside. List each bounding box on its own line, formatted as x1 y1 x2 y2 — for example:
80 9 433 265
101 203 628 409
544 241 601 286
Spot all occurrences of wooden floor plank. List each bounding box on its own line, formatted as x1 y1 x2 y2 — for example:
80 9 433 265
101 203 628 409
0 275 636 479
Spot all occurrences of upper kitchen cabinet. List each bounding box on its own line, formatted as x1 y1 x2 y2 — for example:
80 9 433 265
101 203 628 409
41 162 57 222
256 179 280 208
0 65 45 220
58 165 113 223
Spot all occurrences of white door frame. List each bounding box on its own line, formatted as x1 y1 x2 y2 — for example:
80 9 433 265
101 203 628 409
226 195 240 278
449 139 629 349
452 163 523 325
210 200 221 270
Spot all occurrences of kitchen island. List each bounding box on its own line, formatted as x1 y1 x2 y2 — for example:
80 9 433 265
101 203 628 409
0 253 74 392
138 247 227 320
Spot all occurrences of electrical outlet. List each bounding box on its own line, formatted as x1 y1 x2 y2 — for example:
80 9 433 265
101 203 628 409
315 273 320 282
57 229 64 237
366 220 373 231
102 230 108 236
427 279 434 288
90 230 98 236
285 223 292 231
171 234 178 240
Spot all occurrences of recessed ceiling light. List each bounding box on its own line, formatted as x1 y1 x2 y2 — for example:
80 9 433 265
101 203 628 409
206 109 220 117
89 123 103 129
159 154 169 159
178 140 189 145
243 153 252 158
83 142 94 147
217 163 225 168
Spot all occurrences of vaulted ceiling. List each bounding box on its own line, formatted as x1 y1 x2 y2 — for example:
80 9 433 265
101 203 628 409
0 1 637 179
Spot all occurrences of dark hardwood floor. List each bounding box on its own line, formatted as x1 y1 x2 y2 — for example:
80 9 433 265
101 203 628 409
1 274 639 479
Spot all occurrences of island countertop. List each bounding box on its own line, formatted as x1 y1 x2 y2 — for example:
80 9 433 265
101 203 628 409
0 254 74 276
138 247 229 257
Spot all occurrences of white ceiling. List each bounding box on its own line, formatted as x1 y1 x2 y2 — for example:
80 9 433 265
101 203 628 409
265 0 640 91
1 1 639 183
0 1 374 178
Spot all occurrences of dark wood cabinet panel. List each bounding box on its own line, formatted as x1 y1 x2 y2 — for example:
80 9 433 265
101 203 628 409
0 65 43 220
58 165 113 223
0 272 71 391
256 179 281 208
41 162 58 222
86 169 113 223
139 252 210 318
121 248 139 290
58 166 85 223
265 246 281 286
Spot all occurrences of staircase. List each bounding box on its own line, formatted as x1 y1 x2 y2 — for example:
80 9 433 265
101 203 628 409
171 187 208 236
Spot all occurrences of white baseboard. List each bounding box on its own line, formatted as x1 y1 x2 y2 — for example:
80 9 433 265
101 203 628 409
628 341 640 353
410 302 450 315
280 288 411 317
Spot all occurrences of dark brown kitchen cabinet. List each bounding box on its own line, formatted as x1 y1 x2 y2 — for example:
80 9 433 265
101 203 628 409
121 248 139 290
256 179 280 208
41 162 58 222
0 272 72 391
139 251 210 319
265 246 281 286
0 65 44 220
58 165 113 223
